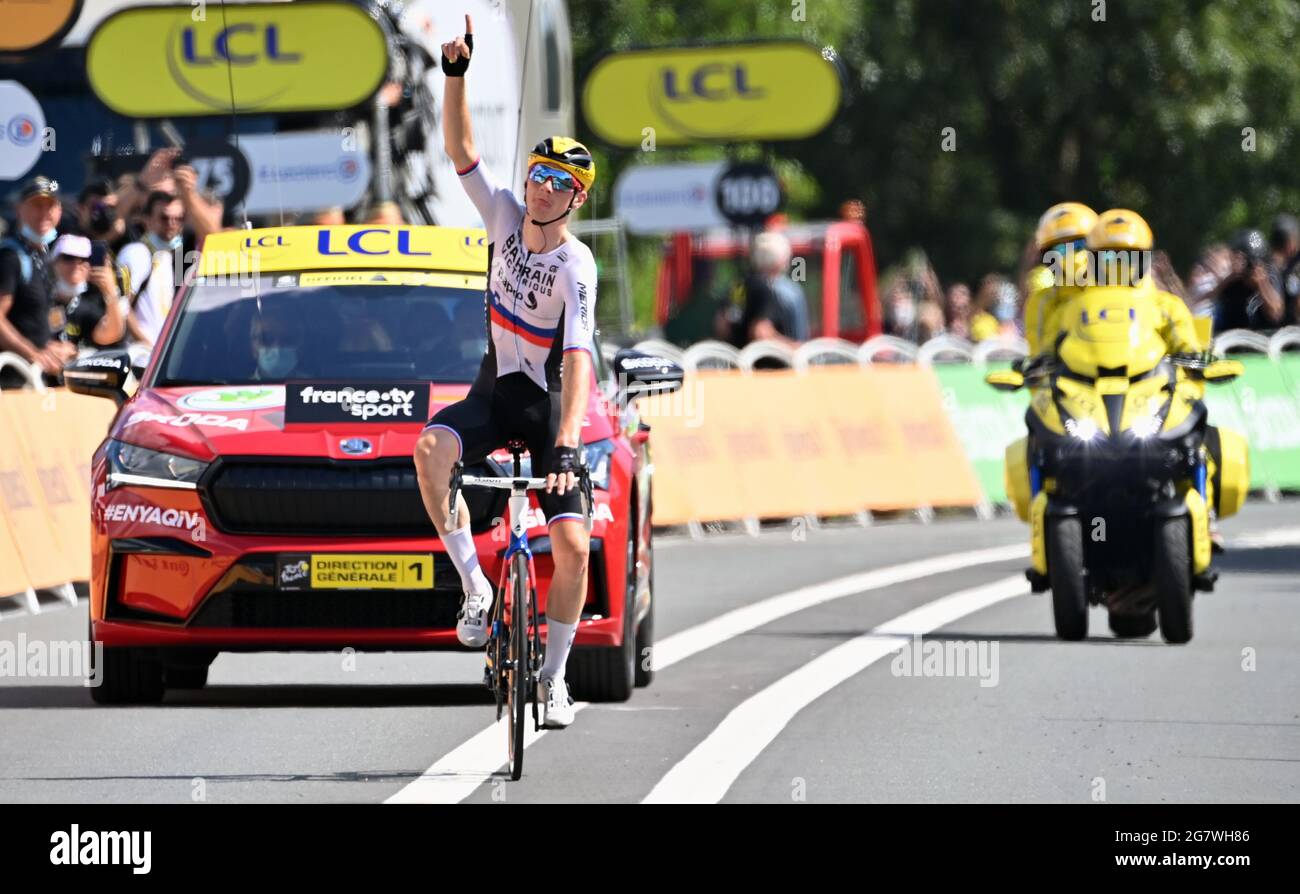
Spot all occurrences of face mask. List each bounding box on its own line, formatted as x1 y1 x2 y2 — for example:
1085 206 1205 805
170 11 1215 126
892 301 916 328
20 225 57 248
994 294 1017 322
147 232 183 253
257 346 297 378
55 279 87 300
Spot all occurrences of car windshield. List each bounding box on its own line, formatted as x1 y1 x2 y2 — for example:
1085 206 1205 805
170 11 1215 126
154 273 488 386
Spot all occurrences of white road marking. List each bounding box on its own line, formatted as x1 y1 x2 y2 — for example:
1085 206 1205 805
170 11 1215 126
642 575 1029 804
1224 526 1300 550
386 543 1028 803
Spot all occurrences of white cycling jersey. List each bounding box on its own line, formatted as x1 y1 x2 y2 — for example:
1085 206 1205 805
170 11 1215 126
459 157 597 392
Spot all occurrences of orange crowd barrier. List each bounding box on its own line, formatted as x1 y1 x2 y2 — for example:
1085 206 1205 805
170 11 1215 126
639 365 983 526
0 389 116 599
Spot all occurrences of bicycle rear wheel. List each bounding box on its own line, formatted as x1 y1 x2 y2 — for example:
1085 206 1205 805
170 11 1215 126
507 552 530 781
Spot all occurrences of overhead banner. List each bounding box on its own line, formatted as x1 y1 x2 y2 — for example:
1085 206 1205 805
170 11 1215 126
235 131 371 215
0 0 83 53
0 81 46 180
583 42 842 147
86 2 389 117
612 161 725 235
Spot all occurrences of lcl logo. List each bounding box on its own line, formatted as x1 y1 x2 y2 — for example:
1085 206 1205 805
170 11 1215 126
660 64 766 101
244 234 287 248
180 24 301 66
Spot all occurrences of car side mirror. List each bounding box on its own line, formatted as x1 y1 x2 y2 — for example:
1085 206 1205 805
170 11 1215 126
1202 359 1244 384
63 349 132 406
985 369 1025 392
613 349 685 405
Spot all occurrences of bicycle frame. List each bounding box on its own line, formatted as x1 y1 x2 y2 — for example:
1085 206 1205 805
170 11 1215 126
448 449 593 778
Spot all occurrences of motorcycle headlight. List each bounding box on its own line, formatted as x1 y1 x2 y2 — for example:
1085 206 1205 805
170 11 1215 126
1064 418 1099 442
583 438 616 490
106 439 209 490
1131 414 1163 439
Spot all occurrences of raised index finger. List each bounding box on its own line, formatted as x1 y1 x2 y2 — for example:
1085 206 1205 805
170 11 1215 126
465 14 473 35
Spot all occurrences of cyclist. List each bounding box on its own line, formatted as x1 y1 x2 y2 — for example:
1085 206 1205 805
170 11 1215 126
1023 202 1097 357
414 15 597 730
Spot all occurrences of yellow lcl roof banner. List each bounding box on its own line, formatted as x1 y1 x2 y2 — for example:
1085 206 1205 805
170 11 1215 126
86 2 388 118
582 41 842 147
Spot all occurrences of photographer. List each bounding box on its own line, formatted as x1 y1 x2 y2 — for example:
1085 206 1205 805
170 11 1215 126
1272 213 1300 324
1211 229 1285 332
73 178 130 254
49 235 127 351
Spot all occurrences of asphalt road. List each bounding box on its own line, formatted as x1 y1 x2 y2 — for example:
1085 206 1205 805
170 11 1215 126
1 503 1297 804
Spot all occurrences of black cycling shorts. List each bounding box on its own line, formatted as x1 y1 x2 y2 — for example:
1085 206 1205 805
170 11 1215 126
424 372 584 524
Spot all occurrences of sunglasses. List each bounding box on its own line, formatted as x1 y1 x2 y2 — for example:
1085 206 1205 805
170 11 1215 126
1047 237 1087 255
527 163 577 192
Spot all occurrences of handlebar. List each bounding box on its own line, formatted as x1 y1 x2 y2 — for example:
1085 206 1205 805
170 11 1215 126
447 461 595 532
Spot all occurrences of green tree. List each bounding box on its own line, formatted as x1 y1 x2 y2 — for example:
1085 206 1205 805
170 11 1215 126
572 0 1300 292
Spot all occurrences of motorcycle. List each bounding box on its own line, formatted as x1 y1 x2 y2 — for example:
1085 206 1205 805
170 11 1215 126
987 285 1249 643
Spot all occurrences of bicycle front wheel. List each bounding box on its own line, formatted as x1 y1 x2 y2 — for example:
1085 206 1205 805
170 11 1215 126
507 551 530 781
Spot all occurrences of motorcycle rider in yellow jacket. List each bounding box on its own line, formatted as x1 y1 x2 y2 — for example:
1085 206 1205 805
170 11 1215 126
1024 203 1098 357
1078 209 1226 548
1083 208 1204 354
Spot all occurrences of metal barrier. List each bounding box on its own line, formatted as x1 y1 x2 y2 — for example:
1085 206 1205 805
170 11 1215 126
792 338 859 371
857 335 919 364
1268 326 1300 358
0 352 46 391
682 340 742 372
972 336 1030 367
738 339 795 372
916 335 975 366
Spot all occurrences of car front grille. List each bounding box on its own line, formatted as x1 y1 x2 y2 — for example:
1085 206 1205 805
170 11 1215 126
202 457 504 537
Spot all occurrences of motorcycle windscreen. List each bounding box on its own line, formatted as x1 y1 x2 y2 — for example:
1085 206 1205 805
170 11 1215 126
1057 286 1167 379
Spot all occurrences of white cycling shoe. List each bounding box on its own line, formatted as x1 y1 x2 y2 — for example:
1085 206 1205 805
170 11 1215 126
539 676 576 729
456 589 493 648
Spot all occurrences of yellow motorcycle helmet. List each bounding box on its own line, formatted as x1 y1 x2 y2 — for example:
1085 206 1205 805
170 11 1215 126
1088 209 1154 285
1034 202 1099 251
1087 208 1154 251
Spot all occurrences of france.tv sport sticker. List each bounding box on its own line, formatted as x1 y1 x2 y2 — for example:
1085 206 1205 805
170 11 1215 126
285 383 429 424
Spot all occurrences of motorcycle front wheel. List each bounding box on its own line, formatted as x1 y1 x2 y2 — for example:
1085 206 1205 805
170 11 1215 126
1047 516 1088 641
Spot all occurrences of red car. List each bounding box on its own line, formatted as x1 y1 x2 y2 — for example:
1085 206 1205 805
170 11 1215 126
65 225 682 704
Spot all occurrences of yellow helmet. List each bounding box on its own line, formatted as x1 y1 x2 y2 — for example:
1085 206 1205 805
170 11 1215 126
527 136 596 192
1034 202 1098 251
1087 208 1154 251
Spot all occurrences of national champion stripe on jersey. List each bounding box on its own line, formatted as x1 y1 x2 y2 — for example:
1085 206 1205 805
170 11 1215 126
489 293 558 347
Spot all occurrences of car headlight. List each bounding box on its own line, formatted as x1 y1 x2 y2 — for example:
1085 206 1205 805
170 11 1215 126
1064 418 1099 442
583 438 616 490
489 439 615 490
106 439 209 490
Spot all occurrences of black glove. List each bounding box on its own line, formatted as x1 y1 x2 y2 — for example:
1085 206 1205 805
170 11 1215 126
550 446 581 477
441 33 473 77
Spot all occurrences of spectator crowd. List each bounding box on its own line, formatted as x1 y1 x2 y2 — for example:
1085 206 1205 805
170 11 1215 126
1 146 416 390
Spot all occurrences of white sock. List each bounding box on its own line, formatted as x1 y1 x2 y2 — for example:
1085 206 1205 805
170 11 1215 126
443 526 491 595
541 618 578 682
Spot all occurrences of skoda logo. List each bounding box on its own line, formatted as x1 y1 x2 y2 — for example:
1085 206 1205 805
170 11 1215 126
340 437 373 456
